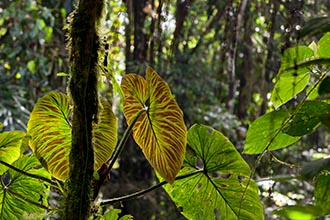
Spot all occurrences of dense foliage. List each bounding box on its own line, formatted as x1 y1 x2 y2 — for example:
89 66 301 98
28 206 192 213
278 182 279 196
1 0 330 219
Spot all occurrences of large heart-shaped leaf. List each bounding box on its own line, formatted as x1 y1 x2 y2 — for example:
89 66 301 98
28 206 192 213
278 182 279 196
27 91 117 181
0 154 51 219
0 131 25 175
160 124 263 219
121 67 187 183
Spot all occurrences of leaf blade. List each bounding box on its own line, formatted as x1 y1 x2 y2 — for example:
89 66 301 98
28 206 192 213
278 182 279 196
0 154 51 220
0 131 25 175
121 67 187 183
161 124 264 220
244 110 300 154
27 92 117 181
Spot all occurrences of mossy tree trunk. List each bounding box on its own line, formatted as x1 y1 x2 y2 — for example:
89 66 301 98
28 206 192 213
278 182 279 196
65 0 104 219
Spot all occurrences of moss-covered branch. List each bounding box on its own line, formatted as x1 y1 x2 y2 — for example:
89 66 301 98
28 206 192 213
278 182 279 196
65 0 104 219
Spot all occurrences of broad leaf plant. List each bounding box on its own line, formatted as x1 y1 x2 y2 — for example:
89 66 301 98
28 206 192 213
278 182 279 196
1 30 330 219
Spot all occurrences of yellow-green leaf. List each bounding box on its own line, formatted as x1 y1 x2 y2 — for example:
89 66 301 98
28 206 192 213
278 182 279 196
27 92 117 181
121 67 187 183
0 131 25 175
94 98 118 170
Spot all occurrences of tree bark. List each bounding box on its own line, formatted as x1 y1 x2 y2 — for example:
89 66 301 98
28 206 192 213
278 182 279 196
65 0 104 219
226 0 248 114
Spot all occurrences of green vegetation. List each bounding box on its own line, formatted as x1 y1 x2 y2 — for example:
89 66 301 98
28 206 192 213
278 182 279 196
1 0 330 219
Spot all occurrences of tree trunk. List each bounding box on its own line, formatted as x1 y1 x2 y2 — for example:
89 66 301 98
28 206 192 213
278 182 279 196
65 0 104 219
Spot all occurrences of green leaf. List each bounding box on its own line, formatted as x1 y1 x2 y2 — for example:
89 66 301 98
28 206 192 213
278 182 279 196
243 110 300 154
0 131 25 175
94 98 118 171
161 124 264 220
283 101 329 136
27 92 117 181
300 158 330 181
98 208 133 220
121 67 187 183
306 81 320 100
315 171 330 213
0 154 51 220
271 46 314 108
318 33 330 58
56 72 69 77
271 73 310 108
27 60 36 74
272 205 322 220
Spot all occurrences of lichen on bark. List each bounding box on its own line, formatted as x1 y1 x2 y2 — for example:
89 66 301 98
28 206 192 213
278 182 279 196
65 0 104 219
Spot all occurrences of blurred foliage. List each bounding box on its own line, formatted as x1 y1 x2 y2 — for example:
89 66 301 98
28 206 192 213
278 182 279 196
1 0 330 219
0 0 70 131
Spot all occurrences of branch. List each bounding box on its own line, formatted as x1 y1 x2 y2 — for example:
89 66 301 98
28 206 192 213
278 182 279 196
100 169 203 205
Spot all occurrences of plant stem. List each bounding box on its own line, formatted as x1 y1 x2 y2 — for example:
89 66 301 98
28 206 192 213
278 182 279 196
93 108 147 199
108 108 147 171
100 169 203 205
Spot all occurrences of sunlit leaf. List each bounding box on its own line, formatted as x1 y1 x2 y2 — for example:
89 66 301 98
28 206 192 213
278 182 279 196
27 92 117 181
160 124 263 220
0 131 25 175
0 154 51 220
272 205 322 220
271 46 314 108
97 208 133 220
244 110 300 154
27 60 36 74
283 101 329 136
93 99 118 171
317 32 330 58
121 67 187 183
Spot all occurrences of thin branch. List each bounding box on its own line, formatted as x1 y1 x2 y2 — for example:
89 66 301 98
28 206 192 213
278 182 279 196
0 160 57 187
93 108 147 199
100 169 203 205
108 108 147 171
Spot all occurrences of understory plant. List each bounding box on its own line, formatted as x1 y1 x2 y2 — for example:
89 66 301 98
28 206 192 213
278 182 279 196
0 0 330 218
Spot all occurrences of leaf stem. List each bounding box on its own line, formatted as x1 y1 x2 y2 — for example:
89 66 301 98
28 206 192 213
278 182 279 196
0 160 57 188
100 169 203 205
108 108 147 171
93 108 147 199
